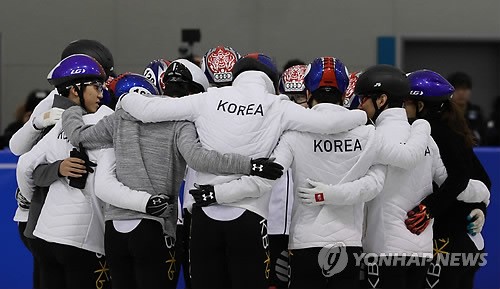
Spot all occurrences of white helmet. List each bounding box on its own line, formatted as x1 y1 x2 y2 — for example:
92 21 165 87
167 59 209 92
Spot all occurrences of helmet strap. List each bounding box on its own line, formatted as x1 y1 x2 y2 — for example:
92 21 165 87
73 82 88 111
370 95 388 122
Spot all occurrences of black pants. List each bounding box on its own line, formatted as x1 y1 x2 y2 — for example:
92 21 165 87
181 209 192 289
18 222 40 289
269 234 289 289
289 246 362 289
425 236 482 289
30 238 110 289
365 256 430 289
164 224 187 289
105 219 175 289
190 207 270 289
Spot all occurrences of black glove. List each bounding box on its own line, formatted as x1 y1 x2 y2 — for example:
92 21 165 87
68 143 97 189
146 194 173 218
250 158 284 180
189 184 217 207
15 188 30 210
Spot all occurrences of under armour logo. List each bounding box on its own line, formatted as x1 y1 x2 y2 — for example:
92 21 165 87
374 82 382 87
153 199 162 205
202 192 214 201
252 164 264 172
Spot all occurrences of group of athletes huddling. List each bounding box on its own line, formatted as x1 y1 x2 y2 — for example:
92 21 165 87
10 40 490 289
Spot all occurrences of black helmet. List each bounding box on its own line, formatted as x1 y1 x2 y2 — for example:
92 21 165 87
355 65 409 121
355 64 409 101
61 39 115 78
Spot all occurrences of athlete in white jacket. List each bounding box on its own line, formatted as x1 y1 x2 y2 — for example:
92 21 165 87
16 54 112 289
305 67 491 289
119 53 367 288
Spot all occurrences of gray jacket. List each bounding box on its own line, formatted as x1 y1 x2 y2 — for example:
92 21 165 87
62 106 251 237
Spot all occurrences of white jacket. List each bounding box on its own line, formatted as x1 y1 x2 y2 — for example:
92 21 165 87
119 71 367 219
363 109 446 257
268 169 294 235
217 104 385 249
16 106 146 255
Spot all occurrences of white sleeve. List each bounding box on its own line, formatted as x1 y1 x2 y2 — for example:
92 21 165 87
183 167 196 213
432 141 448 187
119 92 203 123
281 102 367 134
9 92 54 155
215 132 295 204
377 119 431 169
15 125 59 201
94 148 151 213
324 165 386 206
457 180 490 206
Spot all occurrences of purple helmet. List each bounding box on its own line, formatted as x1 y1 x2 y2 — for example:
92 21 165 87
47 54 106 87
279 65 307 94
109 73 159 98
144 59 171 94
408 70 455 102
304 57 349 94
201 46 241 86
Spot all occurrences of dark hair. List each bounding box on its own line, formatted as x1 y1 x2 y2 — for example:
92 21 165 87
56 86 70 97
421 100 476 148
447 72 472 90
163 81 203 97
25 90 49 112
310 87 343 106
283 59 306 72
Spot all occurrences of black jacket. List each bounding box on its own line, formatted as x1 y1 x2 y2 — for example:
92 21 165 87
422 119 490 239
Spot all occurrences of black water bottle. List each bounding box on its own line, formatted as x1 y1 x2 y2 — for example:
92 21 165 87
68 143 96 189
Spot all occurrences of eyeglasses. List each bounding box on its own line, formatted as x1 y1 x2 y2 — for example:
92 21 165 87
359 94 382 106
83 81 104 93
68 81 104 93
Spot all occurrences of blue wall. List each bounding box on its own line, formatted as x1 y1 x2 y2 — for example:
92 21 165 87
1 148 498 289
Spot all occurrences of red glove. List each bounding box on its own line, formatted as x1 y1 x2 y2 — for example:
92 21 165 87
405 204 432 235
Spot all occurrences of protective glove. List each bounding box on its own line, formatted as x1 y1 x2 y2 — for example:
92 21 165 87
32 107 65 130
68 143 97 189
297 179 333 206
146 194 173 218
15 188 30 210
250 158 284 180
405 204 432 235
189 184 217 207
467 209 485 236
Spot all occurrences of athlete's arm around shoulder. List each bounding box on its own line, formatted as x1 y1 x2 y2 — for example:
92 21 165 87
376 119 431 169
9 92 55 155
214 131 295 204
280 100 367 134
94 148 151 213
120 92 205 123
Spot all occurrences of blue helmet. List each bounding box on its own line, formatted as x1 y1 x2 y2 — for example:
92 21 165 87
47 54 106 87
304 57 349 95
279 65 307 95
408 70 454 102
144 59 171 94
232 53 279 90
202 46 241 86
108 73 159 98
